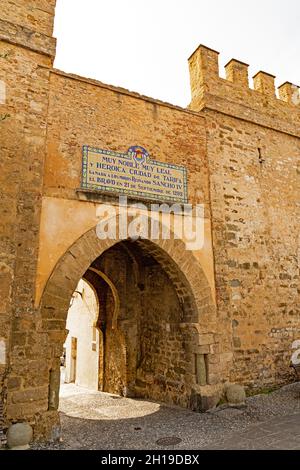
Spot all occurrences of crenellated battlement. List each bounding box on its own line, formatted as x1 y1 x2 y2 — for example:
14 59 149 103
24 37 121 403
188 45 300 136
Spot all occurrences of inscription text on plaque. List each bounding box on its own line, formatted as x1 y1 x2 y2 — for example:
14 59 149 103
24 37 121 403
81 145 188 203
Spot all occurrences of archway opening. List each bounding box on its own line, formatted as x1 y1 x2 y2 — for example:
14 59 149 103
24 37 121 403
42 228 217 431
61 279 100 392
85 238 195 407
54 237 202 409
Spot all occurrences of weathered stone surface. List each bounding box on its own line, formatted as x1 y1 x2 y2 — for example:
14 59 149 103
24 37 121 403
48 367 61 411
0 0 299 445
91 244 195 407
189 44 300 391
7 422 33 450
189 390 219 412
225 384 246 406
195 354 207 386
33 410 60 443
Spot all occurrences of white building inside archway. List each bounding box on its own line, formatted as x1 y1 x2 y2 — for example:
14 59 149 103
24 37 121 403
63 280 100 391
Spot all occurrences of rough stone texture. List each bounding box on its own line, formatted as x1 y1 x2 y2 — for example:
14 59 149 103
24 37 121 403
0 1 57 37
7 422 33 449
44 69 209 207
47 238 216 409
0 399 6 446
94 243 192 406
0 18 56 57
48 365 60 411
31 382 300 450
38 228 218 421
225 383 246 405
0 0 56 440
0 4 299 443
189 46 300 391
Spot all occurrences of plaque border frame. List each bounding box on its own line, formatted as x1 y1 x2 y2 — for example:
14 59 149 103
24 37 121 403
81 145 188 204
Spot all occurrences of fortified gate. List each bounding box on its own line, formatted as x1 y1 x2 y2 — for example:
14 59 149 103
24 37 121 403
0 1 299 440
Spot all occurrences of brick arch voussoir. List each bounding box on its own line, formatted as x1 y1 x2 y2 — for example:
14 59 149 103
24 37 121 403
41 232 117 309
41 217 215 331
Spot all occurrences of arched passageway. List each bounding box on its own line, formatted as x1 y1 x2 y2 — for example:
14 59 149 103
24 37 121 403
79 239 198 406
40 222 218 432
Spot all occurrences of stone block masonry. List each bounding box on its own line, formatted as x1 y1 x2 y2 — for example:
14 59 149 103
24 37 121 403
0 0 57 441
189 45 300 390
0 3 299 442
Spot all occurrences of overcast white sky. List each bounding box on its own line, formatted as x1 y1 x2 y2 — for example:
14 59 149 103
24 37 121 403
53 0 300 107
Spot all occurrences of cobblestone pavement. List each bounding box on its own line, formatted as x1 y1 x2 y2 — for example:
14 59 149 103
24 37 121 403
33 382 300 450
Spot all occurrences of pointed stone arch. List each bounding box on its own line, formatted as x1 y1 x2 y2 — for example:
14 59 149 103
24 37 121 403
39 215 219 423
40 216 215 328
